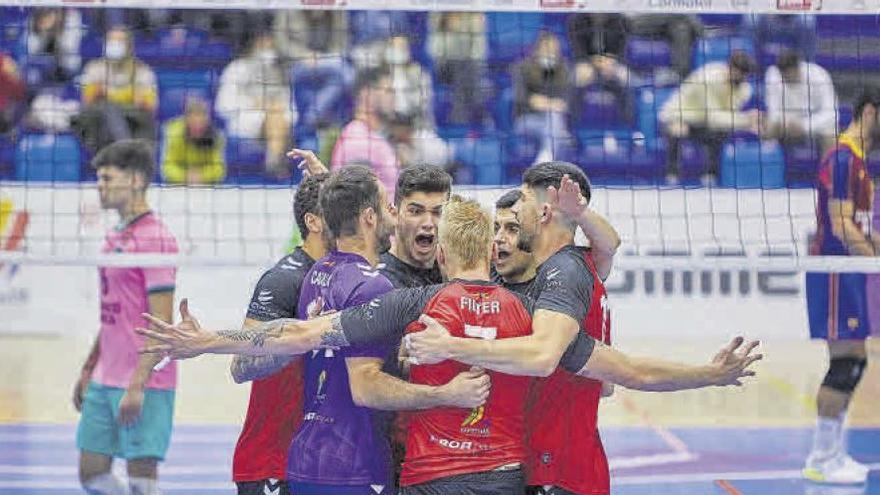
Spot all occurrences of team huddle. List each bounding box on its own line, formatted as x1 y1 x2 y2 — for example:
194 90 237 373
98 144 758 495
91 128 880 494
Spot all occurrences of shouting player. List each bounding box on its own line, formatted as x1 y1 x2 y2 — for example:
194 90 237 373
287 165 489 495
74 140 178 495
804 88 880 484
229 169 331 495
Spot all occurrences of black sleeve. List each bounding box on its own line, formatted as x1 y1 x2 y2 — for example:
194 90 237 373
534 255 595 324
339 285 442 347
245 267 301 321
559 331 596 374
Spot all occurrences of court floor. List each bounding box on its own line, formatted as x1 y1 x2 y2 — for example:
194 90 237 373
0 422 877 494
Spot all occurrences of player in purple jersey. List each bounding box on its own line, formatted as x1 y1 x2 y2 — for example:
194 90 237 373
287 165 491 495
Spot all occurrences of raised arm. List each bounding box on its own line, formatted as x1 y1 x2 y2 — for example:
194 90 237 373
576 337 762 392
229 317 298 383
548 174 621 279
137 299 346 359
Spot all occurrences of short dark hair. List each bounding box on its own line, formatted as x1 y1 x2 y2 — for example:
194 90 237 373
394 165 452 206
294 173 330 241
729 50 756 75
776 49 801 73
354 66 390 99
92 139 155 186
320 165 382 238
853 87 880 123
495 189 523 210
522 161 592 205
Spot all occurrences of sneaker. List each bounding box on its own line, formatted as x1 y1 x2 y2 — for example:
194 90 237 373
804 453 869 484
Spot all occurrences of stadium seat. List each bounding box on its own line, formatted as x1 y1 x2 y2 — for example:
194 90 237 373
486 13 546 67
577 129 665 183
625 37 673 71
14 133 82 182
156 69 216 122
0 133 14 179
784 141 823 187
453 134 504 186
225 136 267 185
815 15 880 70
719 138 785 188
692 36 756 70
636 86 676 150
575 85 629 130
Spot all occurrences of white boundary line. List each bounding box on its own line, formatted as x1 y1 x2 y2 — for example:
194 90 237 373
613 463 880 485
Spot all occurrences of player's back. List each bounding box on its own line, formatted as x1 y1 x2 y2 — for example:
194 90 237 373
233 249 314 483
814 137 874 256
522 246 612 495
288 250 395 486
400 280 533 487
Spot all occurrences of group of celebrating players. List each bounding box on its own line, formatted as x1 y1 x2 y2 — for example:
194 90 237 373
75 93 880 494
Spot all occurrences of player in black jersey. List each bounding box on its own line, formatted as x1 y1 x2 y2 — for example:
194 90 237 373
380 165 451 288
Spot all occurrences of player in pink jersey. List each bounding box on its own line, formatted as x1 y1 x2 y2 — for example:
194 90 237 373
73 139 179 495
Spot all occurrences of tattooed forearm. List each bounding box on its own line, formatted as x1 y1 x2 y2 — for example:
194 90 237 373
230 353 295 383
217 318 297 349
319 313 350 348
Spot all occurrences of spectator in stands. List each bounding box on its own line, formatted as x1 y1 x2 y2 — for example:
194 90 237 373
74 26 158 153
626 14 703 79
660 51 760 184
274 10 354 130
384 34 452 168
26 8 83 84
428 12 487 125
216 33 296 175
387 112 453 170
765 49 837 150
513 31 575 163
0 51 26 133
331 67 399 197
567 13 634 124
349 10 409 69
746 14 817 63
161 97 226 185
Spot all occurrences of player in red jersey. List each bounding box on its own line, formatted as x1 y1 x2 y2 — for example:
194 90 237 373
228 152 331 495
406 162 762 495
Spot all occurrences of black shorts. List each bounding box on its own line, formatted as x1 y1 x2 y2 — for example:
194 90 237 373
237 479 291 495
400 469 525 495
526 485 578 495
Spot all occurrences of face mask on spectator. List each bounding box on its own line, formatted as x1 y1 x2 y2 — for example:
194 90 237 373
538 55 557 69
256 49 277 63
385 45 411 65
105 40 127 60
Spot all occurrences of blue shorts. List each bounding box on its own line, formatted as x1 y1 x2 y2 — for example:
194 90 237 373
806 272 872 340
288 482 389 495
76 381 175 460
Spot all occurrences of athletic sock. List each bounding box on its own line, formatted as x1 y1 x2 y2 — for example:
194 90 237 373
129 476 159 495
809 414 844 463
83 473 130 495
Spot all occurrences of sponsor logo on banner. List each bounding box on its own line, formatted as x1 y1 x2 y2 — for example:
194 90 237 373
0 197 29 306
299 0 340 5
647 0 712 9
728 0 750 9
776 0 820 9
540 0 585 9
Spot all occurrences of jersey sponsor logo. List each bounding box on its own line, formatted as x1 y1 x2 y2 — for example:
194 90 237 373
428 434 474 451
545 268 561 280
303 412 335 424
315 369 328 402
310 271 333 287
460 406 491 437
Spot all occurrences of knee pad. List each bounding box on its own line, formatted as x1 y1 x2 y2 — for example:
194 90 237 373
821 357 867 394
